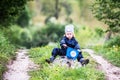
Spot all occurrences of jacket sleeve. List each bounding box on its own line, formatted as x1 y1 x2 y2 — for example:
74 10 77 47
60 37 66 47
74 39 80 49
74 43 80 49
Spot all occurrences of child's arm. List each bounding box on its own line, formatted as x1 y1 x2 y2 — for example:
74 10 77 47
74 39 82 52
74 44 80 49
75 44 82 52
60 37 67 48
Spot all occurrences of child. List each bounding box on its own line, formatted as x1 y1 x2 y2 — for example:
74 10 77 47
46 24 89 66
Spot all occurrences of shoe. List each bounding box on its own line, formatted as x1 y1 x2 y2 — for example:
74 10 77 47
45 59 51 64
45 56 55 64
67 61 71 67
81 59 89 66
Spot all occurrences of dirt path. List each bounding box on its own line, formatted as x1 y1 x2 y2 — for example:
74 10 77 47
82 49 120 80
3 49 37 80
3 48 120 80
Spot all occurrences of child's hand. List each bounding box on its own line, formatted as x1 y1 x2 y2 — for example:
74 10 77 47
77 49 82 52
63 44 68 48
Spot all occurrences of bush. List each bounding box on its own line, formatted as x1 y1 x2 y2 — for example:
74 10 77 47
0 64 7 79
0 0 30 27
16 6 31 27
92 0 120 33
29 23 65 47
0 29 16 79
75 26 97 48
95 28 104 37
105 35 120 47
8 23 64 48
0 30 16 56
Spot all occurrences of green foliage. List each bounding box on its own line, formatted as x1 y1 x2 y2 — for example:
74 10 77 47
105 35 120 47
0 54 9 65
61 1 72 16
16 6 31 27
104 46 120 67
40 0 72 17
75 26 98 48
9 25 32 48
78 0 87 16
9 23 64 48
29 46 105 80
95 28 104 37
31 23 64 47
0 0 30 27
0 29 16 79
93 45 120 67
0 30 16 56
1 27 20 48
41 0 55 16
0 64 7 79
42 23 64 41
9 24 103 49
92 0 120 33
93 33 120 67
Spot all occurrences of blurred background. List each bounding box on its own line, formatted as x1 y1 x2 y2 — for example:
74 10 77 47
0 0 120 79
0 0 120 54
0 0 109 48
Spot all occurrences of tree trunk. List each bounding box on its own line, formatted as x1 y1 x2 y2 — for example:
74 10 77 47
55 0 59 19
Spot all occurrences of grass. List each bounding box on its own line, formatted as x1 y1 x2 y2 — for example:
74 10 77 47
0 29 16 79
29 45 105 80
93 45 120 67
75 26 101 48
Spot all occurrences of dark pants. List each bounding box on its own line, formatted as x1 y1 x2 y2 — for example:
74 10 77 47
51 48 84 62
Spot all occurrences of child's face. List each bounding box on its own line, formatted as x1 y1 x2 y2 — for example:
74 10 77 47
65 32 73 39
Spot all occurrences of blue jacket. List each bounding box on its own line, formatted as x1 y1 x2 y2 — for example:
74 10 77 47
60 36 80 50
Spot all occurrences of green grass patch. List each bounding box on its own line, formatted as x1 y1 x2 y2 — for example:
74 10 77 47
0 64 7 79
75 26 103 48
0 29 16 79
29 46 105 80
93 45 120 67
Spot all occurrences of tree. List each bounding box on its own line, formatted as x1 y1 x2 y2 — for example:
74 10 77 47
55 0 59 19
40 0 72 20
92 0 120 40
16 6 31 27
0 0 30 27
